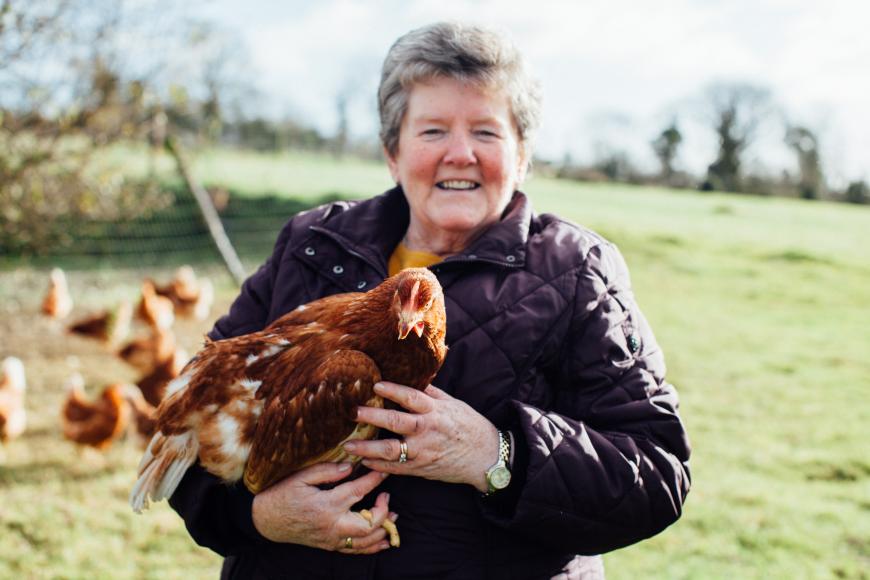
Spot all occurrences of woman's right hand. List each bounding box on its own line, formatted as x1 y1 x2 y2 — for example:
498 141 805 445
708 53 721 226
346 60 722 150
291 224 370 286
251 462 394 554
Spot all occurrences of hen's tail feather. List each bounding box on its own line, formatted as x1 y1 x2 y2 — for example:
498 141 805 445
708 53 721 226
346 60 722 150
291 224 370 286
130 430 198 513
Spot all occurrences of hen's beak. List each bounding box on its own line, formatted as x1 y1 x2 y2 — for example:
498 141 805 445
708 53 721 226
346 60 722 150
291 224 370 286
397 315 425 340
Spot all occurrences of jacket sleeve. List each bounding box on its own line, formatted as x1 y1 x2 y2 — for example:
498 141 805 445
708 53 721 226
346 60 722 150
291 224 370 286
481 241 691 555
167 218 297 556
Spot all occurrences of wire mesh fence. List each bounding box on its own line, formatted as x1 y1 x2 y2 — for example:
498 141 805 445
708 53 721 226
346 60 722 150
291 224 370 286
1 186 344 274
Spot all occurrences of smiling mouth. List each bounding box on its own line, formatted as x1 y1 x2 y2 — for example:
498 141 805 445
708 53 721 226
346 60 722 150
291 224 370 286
436 180 480 191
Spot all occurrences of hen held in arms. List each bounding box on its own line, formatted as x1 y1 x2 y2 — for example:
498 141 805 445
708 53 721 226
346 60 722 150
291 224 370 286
130 268 447 547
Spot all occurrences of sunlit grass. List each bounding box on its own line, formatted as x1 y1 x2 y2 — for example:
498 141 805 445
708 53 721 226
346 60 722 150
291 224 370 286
2 149 868 578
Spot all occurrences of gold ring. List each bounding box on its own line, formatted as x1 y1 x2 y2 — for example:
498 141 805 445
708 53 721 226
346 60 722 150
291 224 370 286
344 536 353 549
398 440 408 463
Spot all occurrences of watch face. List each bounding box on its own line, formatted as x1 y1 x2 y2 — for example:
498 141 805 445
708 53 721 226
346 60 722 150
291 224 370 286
490 465 511 489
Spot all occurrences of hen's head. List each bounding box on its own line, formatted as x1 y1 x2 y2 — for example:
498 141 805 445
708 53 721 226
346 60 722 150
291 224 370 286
49 267 68 290
390 268 445 340
1 357 26 393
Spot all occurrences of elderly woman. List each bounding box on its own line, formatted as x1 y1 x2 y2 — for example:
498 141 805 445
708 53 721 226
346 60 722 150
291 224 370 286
169 22 691 579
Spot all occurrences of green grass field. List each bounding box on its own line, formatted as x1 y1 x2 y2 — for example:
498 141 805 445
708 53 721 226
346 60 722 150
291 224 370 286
1 148 868 578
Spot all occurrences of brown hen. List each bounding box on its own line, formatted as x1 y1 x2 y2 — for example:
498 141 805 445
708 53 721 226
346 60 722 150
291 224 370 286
130 268 447 545
0 357 27 444
136 280 174 331
41 267 73 319
68 300 133 345
135 347 188 407
61 374 133 450
118 326 177 374
122 386 158 449
152 265 214 321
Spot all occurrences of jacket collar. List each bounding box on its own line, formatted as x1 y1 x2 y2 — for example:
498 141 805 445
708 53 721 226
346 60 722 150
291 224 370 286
312 185 533 276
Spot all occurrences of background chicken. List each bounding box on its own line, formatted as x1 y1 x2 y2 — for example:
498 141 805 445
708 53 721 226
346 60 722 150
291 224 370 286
41 267 73 319
123 386 157 448
136 280 175 331
118 326 177 374
61 374 133 451
135 347 188 407
152 265 214 321
130 268 447 545
0 357 27 445
68 300 133 345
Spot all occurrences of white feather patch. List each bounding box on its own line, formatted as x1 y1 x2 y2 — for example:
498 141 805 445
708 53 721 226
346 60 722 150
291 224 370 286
239 378 262 393
164 371 193 399
217 414 243 459
262 344 284 358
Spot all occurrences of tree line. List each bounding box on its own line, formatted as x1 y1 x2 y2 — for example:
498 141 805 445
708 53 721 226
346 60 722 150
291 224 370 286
553 83 866 205
1 0 866 253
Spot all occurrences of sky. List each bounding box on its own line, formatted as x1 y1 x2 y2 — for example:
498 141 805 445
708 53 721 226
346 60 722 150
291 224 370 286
207 0 870 186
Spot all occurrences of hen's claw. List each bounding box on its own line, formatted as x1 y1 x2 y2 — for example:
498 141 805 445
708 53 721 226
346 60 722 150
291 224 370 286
359 508 400 547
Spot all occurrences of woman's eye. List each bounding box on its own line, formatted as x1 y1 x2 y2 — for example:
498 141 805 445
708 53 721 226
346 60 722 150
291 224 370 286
475 130 499 138
422 128 443 136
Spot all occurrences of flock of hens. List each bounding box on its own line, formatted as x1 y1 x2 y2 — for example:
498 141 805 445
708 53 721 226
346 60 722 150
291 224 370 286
0 265 214 457
1 265 447 548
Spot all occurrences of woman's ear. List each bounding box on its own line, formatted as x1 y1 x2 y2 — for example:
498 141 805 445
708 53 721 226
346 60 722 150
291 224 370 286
384 145 400 184
516 145 530 185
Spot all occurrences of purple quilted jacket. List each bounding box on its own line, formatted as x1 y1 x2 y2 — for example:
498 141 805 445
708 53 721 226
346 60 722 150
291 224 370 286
169 187 691 579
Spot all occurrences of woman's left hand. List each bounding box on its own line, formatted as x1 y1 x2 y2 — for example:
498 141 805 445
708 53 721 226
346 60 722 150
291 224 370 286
345 382 498 492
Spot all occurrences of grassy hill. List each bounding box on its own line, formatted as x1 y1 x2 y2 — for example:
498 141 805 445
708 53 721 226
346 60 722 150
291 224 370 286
1 149 867 578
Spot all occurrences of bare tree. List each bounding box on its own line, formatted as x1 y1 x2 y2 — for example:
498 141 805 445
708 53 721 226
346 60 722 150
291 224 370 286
701 82 774 192
333 91 349 159
843 180 868 205
0 0 248 254
785 125 824 200
651 120 682 184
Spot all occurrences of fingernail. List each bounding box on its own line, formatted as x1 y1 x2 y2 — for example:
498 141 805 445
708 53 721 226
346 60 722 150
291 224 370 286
389 512 399 522
380 542 390 550
374 382 385 393
338 463 352 472
383 492 390 502
344 442 357 452
380 472 389 479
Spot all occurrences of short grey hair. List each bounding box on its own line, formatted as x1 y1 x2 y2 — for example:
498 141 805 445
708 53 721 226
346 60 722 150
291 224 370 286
378 22 542 158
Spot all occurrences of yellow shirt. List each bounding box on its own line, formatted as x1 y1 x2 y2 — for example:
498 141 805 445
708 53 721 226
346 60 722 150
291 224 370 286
388 243 441 276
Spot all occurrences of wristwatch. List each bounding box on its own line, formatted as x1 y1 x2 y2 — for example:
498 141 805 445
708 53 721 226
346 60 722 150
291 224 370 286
483 430 512 496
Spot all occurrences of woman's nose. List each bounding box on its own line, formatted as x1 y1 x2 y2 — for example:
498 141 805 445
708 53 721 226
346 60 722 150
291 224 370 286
443 132 477 166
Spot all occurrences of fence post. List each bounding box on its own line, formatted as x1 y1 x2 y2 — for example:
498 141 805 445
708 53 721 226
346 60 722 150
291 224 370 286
165 136 247 286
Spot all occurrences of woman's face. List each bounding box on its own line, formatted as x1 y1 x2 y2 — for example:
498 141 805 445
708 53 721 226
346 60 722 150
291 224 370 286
386 76 528 240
